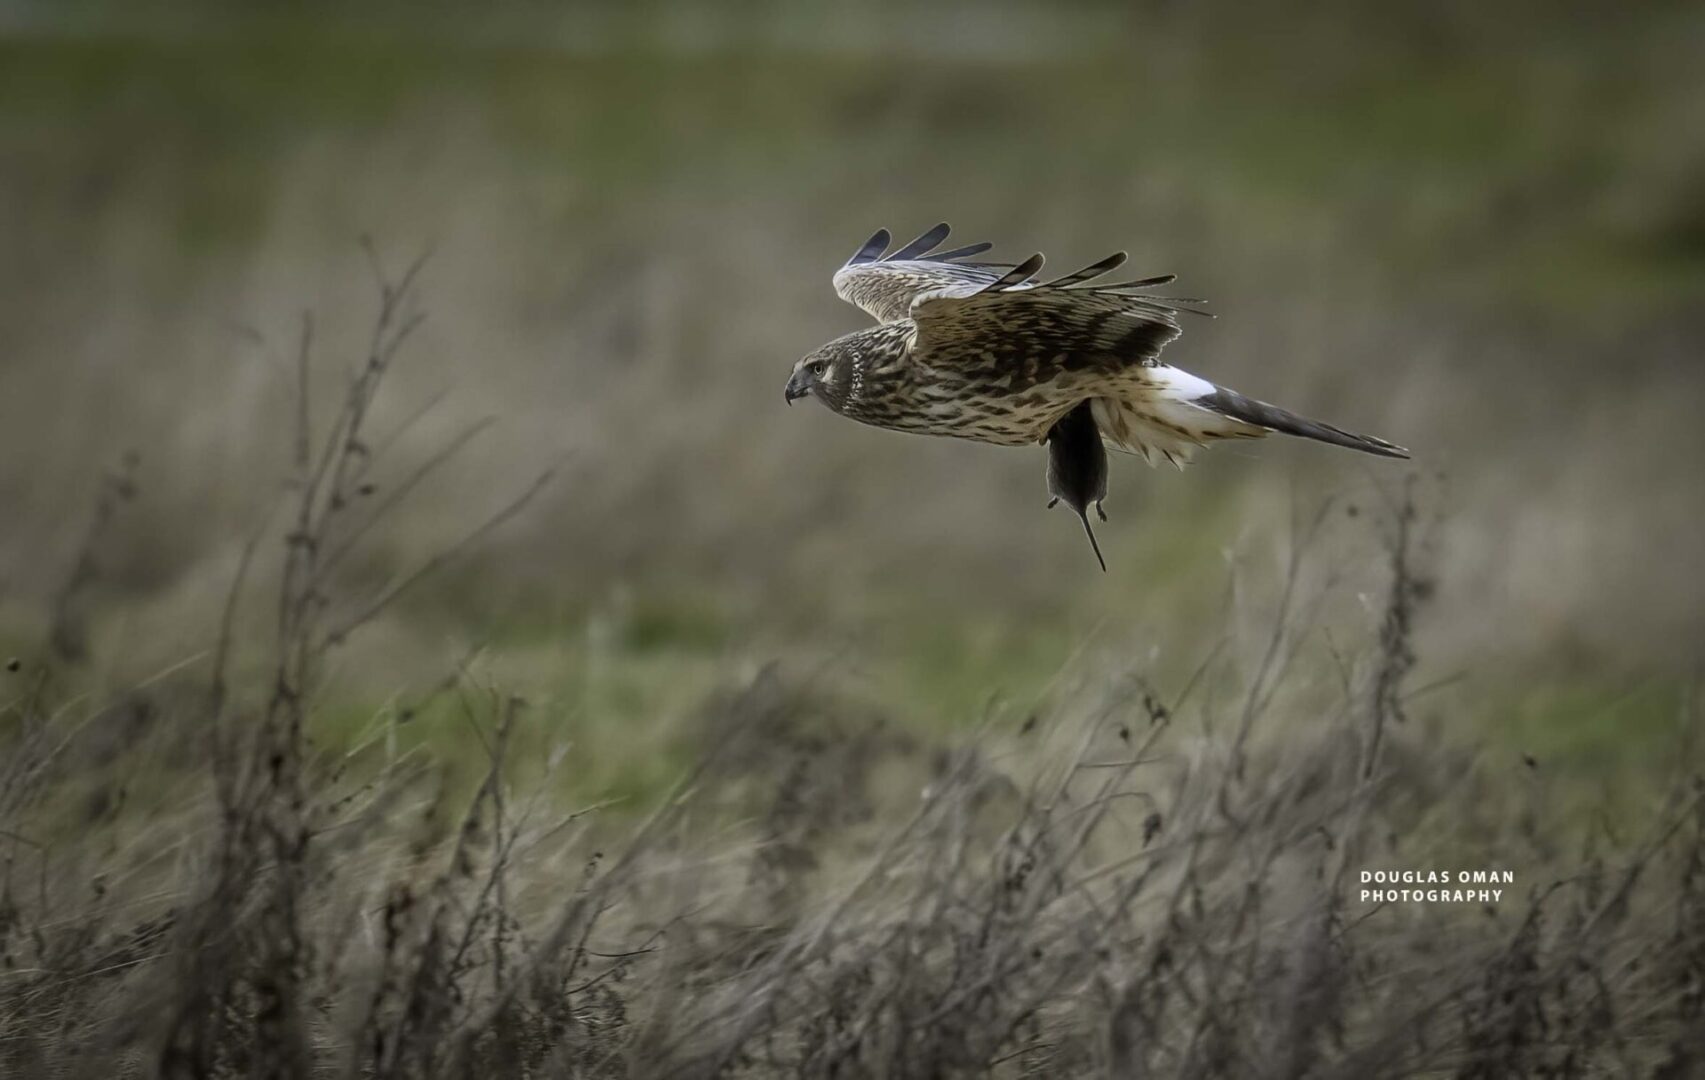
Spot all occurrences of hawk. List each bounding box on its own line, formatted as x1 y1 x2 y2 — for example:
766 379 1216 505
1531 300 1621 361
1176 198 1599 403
785 224 1409 569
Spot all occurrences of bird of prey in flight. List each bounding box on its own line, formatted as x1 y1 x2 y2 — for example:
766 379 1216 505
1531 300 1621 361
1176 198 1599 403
785 224 1408 569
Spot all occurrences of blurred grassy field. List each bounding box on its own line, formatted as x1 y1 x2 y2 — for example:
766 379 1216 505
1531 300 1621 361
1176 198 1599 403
2 1 1704 807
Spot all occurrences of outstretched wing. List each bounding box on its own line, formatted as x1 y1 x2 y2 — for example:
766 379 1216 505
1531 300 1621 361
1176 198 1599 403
908 249 1201 378
833 223 1028 324
909 251 1220 455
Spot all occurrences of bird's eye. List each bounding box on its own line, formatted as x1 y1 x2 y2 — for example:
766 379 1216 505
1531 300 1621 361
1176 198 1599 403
810 361 827 376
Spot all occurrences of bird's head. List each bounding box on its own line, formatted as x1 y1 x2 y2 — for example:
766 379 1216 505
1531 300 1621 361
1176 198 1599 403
785 341 854 412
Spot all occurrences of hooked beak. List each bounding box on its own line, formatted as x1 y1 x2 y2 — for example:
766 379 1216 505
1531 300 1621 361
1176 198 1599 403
784 368 813 405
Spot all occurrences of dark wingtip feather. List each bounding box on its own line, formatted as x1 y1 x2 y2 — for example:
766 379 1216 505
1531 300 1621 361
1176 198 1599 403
986 253 1045 291
1142 297 1215 316
1101 273 1177 290
1045 251 1128 288
1087 272 1214 314
848 228 890 266
888 223 952 261
928 241 994 262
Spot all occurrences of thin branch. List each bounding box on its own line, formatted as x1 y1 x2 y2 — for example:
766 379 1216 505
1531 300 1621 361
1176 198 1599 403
325 465 560 646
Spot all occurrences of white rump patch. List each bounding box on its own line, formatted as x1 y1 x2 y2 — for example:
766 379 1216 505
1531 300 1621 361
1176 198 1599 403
1090 366 1267 468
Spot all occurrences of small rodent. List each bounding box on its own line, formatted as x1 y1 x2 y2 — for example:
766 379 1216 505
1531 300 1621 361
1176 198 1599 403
1045 400 1109 572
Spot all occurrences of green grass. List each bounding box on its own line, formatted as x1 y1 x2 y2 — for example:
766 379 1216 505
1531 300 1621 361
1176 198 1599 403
5 11 1700 314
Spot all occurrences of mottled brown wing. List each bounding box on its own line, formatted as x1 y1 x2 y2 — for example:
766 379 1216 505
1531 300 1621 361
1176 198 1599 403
832 223 1018 324
903 254 1208 448
907 252 1195 377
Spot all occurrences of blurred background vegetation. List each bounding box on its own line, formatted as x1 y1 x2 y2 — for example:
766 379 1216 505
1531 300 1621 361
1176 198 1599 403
2 0 1703 803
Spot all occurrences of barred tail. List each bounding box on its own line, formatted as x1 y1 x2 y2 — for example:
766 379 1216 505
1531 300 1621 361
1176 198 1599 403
1193 386 1409 459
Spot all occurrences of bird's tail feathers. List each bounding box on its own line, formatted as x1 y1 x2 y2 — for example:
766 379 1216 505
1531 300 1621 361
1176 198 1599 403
1193 386 1409 459
1093 368 1409 465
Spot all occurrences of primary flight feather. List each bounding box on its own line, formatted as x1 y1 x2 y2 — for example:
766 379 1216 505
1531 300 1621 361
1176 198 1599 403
787 223 1409 568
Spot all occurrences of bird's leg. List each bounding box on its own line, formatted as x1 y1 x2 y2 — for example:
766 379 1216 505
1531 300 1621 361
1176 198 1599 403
1096 500 1107 522
1046 497 1059 509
